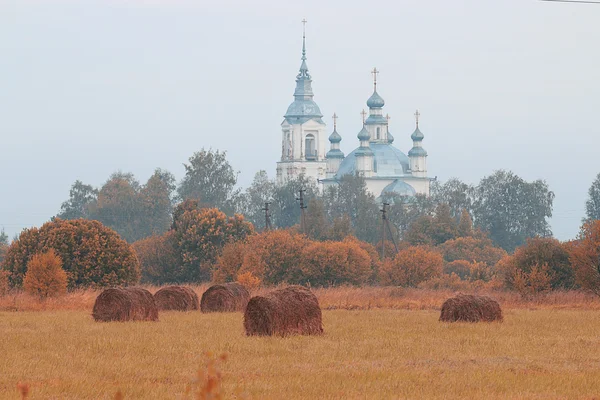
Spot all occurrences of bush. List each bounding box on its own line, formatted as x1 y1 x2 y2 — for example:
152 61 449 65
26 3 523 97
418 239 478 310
438 236 507 268
379 246 443 287
568 220 600 295
23 250 68 299
444 260 493 282
299 241 372 286
499 237 573 290
3 219 140 289
0 270 9 296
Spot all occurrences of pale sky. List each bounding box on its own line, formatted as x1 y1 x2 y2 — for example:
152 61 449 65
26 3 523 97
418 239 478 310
1 0 599 241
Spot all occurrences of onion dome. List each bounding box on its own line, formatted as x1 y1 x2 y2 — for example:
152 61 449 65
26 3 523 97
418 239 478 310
382 180 417 197
411 127 424 141
408 146 428 157
357 125 370 141
329 129 342 143
366 91 385 108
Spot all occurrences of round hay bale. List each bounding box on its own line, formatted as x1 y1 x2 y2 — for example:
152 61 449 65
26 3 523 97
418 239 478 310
92 287 159 322
244 285 323 337
200 282 250 313
154 286 199 311
439 294 503 323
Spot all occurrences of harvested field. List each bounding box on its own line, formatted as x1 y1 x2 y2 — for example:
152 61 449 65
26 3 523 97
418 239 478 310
92 287 158 322
244 285 323 336
200 282 249 313
1 309 600 399
440 294 503 323
153 286 199 311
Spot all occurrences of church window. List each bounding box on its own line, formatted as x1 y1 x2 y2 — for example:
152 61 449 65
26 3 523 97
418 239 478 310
305 134 316 160
376 127 381 139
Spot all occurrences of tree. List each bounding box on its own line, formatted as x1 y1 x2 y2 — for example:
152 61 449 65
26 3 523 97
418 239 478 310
132 231 180 284
57 180 98 220
137 169 177 238
2 219 140 288
404 203 459 246
238 170 276 231
472 170 554 252
431 178 474 219
173 207 254 282
568 220 600 295
271 174 318 229
439 236 507 268
322 173 380 243
299 241 372 286
378 246 443 287
23 249 68 300
0 229 8 266
177 149 240 214
304 198 330 241
585 173 600 221
457 209 474 237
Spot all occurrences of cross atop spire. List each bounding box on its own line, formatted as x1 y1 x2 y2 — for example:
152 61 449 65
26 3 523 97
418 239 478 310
415 109 421 128
301 18 307 61
371 67 379 91
332 113 338 130
386 113 391 123
361 109 367 124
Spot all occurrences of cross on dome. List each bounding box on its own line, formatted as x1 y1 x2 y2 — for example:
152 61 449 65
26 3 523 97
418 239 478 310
361 109 367 124
332 113 338 130
415 110 421 127
371 67 379 91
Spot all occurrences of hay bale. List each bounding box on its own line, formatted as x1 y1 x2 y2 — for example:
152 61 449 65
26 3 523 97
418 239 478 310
244 285 323 336
154 286 199 311
92 287 159 322
200 282 250 313
439 294 503 323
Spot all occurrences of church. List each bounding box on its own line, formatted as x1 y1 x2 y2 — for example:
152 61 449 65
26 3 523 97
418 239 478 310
276 25 432 198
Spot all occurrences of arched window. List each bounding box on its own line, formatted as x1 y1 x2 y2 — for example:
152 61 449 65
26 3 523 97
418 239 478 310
376 127 381 139
305 134 316 160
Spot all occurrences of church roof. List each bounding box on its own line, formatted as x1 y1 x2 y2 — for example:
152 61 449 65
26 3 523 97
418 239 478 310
335 143 410 179
382 180 417 197
367 91 385 108
329 129 342 143
411 126 424 141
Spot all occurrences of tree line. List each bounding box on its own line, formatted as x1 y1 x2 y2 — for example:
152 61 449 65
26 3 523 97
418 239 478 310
53 148 568 253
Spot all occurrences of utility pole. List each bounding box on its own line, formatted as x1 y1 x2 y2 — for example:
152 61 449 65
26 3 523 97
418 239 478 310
262 202 272 232
380 202 399 260
296 189 307 234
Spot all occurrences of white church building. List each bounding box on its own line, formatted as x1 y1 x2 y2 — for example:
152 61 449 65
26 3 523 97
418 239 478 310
276 26 432 198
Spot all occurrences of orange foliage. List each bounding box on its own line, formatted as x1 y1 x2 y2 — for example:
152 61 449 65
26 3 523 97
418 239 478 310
444 260 493 282
3 219 140 289
23 250 68 300
236 271 262 289
568 220 600 295
438 236 507 268
379 246 443 287
0 270 9 296
299 240 372 286
132 231 180 284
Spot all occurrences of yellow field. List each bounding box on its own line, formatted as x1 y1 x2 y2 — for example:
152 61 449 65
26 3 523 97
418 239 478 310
2 308 600 399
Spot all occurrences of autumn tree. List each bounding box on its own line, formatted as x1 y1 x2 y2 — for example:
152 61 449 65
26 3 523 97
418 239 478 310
299 240 372 286
214 229 310 284
177 149 240 214
3 219 140 288
438 236 507 268
173 207 254 282
472 170 554 252
379 246 443 287
0 229 8 266
132 231 180 284
404 203 459 246
568 220 600 295
584 173 600 221
431 178 474 219
23 249 68 300
457 209 474 237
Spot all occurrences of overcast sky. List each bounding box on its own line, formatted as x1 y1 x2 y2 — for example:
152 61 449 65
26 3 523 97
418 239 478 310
1 0 599 241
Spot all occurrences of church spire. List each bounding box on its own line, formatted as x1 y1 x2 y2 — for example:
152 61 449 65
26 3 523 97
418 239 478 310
297 18 310 80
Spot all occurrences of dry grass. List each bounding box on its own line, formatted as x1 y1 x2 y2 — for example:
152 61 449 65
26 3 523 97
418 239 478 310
2 309 600 399
3 286 600 313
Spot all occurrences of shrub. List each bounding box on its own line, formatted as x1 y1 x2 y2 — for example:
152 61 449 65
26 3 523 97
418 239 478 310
568 220 600 295
511 263 552 299
23 250 68 299
3 219 140 288
236 271 262 289
379 246 443 287
499 237 573 291
444 260 493 282
0 270 9 296
299 240 372 286
439 236 507 268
